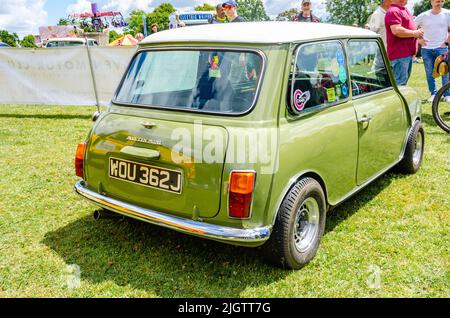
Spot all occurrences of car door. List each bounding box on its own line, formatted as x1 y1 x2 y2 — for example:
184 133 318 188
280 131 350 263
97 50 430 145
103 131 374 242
277 40 359 205
347 39 408 185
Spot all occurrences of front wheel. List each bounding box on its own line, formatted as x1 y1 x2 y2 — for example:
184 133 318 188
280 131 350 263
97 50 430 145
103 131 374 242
432 83 450 133
263 178 326 269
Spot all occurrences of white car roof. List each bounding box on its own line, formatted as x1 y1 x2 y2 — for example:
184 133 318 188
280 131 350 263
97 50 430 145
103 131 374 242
140 22 378 45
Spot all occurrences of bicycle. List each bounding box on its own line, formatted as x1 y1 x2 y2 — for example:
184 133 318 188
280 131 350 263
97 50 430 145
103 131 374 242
432 49 450 133
432 84 450 133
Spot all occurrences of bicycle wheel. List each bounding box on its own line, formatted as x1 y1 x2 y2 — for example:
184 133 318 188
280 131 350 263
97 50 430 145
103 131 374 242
432 82 450 133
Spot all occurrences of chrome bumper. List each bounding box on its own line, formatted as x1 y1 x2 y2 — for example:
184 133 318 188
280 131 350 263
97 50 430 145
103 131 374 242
74 181 271 244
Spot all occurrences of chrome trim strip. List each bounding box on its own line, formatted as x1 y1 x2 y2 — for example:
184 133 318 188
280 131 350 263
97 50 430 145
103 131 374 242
74 181 270 243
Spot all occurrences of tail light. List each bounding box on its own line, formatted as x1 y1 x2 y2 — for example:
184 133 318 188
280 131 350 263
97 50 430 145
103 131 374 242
228 171 256 219
75 142 86 179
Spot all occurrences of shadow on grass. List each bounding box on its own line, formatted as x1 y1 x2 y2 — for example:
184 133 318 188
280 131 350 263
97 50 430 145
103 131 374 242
42 214 288 297
325 171 401 233
43 172 402 297
417 114 450 137
421 113 438 127
0 114 92 120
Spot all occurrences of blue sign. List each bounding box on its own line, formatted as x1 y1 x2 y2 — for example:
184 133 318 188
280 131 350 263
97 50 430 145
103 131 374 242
339 66 347 83
336 50 345 66
179 13 213 21
342 84 348 97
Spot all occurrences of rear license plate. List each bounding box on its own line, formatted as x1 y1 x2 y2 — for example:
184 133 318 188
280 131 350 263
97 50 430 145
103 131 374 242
109 157 182 194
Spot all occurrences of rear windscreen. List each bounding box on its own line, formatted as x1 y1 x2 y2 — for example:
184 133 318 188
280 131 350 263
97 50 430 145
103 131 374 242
114 50 264 114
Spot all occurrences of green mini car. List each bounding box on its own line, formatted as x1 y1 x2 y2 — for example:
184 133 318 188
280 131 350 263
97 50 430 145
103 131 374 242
75 22 424 269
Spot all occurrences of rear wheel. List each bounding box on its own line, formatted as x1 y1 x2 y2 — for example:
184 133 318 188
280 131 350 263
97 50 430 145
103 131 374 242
263 178 326 269
396 121 424 174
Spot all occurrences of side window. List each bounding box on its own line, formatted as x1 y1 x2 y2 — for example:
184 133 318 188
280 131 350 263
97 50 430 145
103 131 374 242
290 41 349 115
348 40 391 97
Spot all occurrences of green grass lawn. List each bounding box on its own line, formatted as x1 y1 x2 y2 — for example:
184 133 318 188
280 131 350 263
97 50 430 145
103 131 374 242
0 64 449 298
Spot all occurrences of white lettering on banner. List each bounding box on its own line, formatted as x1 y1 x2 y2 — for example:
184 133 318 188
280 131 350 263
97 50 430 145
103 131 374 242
0 47 135 106
90 59 123 72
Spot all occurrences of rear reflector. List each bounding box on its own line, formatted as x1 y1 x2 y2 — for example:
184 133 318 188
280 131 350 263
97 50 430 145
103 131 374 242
75 142 86 179
229 171 255 219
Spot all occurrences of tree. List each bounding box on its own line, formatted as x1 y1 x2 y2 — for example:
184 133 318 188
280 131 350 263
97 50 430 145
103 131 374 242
326 0 377 27
125 10 147 35
57 18 71 26
20 34 36 48
147 3 176 32
276 8 298 21
195 3 216 11
0 30 19 47
236 0 270 21
125 4 175 35
413 0 450 16
109 30 122 43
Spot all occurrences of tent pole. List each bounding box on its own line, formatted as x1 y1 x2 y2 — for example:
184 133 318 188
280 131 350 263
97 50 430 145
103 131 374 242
85 37 101 112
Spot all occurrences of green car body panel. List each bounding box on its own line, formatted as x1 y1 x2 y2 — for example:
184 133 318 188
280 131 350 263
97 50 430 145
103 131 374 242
76 33 421 248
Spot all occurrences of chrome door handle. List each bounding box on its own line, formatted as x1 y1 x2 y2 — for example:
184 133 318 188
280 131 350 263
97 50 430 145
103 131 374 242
120 146 160 159
358 116 372 123
142 122 157 129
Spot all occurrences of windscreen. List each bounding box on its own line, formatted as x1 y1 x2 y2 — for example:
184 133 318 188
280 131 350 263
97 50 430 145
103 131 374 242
46 41 84 47
114 50 264 114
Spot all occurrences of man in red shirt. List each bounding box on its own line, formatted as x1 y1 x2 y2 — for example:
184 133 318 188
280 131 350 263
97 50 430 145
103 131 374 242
385 0 424 85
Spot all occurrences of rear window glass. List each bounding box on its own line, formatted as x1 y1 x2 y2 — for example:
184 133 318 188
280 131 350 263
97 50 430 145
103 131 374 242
115 50 264 114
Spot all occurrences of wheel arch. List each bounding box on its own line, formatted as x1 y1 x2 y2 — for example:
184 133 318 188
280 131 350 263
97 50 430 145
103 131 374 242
270 170 329 226
400 116 422 160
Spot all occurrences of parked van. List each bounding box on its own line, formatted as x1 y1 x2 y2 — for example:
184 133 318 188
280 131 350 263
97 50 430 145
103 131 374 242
44 37 99 47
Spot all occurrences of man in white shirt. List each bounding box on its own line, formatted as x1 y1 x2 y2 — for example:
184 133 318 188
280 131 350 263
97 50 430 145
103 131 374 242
366 0 392 46
365 0 392 71
415 0 450 102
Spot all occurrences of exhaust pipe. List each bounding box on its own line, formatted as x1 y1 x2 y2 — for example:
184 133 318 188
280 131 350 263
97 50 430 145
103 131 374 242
93 209 124 220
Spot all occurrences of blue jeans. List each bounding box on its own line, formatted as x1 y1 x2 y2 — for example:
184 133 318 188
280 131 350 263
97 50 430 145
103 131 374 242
421 47 450 96
390 56 413 86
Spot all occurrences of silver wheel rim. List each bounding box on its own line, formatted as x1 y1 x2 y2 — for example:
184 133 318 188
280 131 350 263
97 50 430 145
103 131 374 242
294 197 320 253
413 131 423 166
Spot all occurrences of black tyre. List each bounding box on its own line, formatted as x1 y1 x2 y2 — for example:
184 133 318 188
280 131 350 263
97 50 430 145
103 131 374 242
396 121 424 174
263 178 326 269
432 83 450 133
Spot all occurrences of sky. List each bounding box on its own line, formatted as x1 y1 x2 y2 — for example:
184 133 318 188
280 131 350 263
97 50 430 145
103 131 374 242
0 0 422 37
